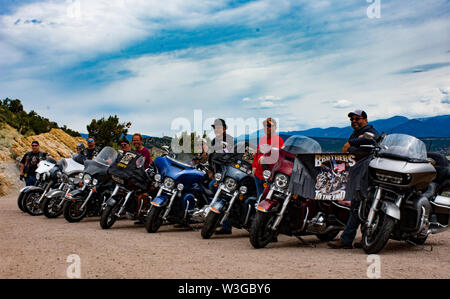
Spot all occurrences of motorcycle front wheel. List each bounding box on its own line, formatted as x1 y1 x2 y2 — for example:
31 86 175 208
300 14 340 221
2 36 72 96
100 204 119 229
63 198 88 223
23 190 44 216
17 192 27 212
362 211 395 254
145 206 165 233
201 212 222 239
249 211 277 249
42 196 64 218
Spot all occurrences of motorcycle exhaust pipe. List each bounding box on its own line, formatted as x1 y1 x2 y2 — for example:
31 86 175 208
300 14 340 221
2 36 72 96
428 222 449 234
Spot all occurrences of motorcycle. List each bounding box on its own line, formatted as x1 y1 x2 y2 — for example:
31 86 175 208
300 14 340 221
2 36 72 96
144 151 213 233
100 150 158 229
64 147 118 223
250 135 351 249
41 153 86 218
20 158 59 216
201 141 258 239
358 133 450 253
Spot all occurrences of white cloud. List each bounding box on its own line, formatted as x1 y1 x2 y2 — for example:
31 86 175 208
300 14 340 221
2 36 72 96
333 100 353 109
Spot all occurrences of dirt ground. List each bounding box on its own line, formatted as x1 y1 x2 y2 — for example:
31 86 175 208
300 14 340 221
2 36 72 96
0 190 449 279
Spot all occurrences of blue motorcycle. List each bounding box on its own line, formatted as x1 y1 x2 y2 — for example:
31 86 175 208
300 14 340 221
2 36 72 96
144 152 214 233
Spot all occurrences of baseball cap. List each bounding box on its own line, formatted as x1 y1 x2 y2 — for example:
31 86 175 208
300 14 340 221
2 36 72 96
76 143 85 150
348 109 367 119
211 118 227 129
263 117 277 127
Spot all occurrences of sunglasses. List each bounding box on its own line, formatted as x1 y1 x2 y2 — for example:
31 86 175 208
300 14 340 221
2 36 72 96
31 144 39 147
120 143 128 147
87 139 94 142
350 117 363 121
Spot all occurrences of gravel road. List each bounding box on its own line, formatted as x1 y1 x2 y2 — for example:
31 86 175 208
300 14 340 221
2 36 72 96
1 191 449 279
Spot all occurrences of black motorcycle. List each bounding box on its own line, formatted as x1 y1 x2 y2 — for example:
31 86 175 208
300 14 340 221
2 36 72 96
201 142 257 239
63 147 117 223
100 151 158 229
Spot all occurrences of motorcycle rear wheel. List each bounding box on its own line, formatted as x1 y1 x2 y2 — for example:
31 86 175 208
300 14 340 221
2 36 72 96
145 206 165 233
63 199 88 223
43 196 64 218
362 211 395 254
23 190 44 216
249 211 277 249
201 212 222 239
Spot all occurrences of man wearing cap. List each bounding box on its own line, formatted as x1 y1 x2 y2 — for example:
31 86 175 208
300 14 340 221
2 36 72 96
119 138 131 152
19 141 48 186
207 118 235 234
328 109 379 249
84 137 101 160
76 143 85 154
341 110 379 154
252 118 284 200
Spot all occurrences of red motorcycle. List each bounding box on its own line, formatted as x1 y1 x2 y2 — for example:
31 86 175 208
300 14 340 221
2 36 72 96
250 135 351 249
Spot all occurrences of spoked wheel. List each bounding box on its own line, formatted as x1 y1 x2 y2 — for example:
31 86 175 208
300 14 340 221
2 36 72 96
63 199 88 223
249 212 277 249
23 191 44 216
43 196 64 218
362 211 395 254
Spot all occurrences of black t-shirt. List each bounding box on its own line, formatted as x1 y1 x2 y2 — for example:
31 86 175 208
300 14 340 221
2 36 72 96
20 151 48 176
83 147 101 160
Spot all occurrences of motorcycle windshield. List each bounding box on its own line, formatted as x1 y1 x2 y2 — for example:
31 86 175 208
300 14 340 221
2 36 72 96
378 134 427 162
282 135 322 154
171 153 198 167
94 146 118 166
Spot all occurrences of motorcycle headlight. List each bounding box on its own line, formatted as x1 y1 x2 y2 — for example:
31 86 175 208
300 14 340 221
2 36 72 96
83 174 92 185
164 177 175 189
214 173 222 182
36 173 40 180
93 178 98 186
262 170 271 180
154 174 161 182
177 183 184 191
239 186 247 194
275 173 289 189
78 173 84 180
224 177 237 191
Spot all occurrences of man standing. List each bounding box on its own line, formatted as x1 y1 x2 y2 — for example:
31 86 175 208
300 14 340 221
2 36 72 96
252 118 284 200
132 133 152 169
84 137 101 160
328 109 379 249
206 118 235 234
19 141 48 186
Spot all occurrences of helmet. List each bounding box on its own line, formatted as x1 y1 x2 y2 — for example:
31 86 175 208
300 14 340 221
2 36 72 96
76 143 85 150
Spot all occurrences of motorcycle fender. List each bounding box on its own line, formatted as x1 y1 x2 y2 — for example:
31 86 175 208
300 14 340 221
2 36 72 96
256 199 277 213
105 197 117 207
210 199 226 214
46 190 65 199
19 186 33 194
381 201 400 220
22 186 45 195
151 195 169 207
66 189 86 201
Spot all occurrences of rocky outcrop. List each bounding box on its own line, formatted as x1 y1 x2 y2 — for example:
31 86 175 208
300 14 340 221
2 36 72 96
0 123 86 197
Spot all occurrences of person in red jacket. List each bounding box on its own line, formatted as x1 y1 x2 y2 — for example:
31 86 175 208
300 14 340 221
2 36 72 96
252 118 284 200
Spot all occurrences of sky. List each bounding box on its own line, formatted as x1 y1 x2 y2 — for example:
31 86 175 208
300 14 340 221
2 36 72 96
0 0 449 138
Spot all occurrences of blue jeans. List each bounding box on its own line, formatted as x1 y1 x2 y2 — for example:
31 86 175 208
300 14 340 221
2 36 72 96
254 176 265 201
24 175 37 186
340 208 361 245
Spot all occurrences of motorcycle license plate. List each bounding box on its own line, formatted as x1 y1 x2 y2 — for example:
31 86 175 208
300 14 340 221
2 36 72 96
112 175 125 185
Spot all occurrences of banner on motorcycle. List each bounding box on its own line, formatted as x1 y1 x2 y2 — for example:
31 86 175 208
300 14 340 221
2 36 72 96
292 153 357 201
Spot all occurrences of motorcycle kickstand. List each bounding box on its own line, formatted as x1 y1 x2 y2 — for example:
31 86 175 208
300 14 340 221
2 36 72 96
296 236 316 248
406 240 433 252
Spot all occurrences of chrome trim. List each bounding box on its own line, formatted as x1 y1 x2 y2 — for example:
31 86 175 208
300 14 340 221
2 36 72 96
220 191 239 225
271 192 291 230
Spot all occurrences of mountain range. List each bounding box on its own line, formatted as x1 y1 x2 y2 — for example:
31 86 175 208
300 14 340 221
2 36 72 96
237 115 450 140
